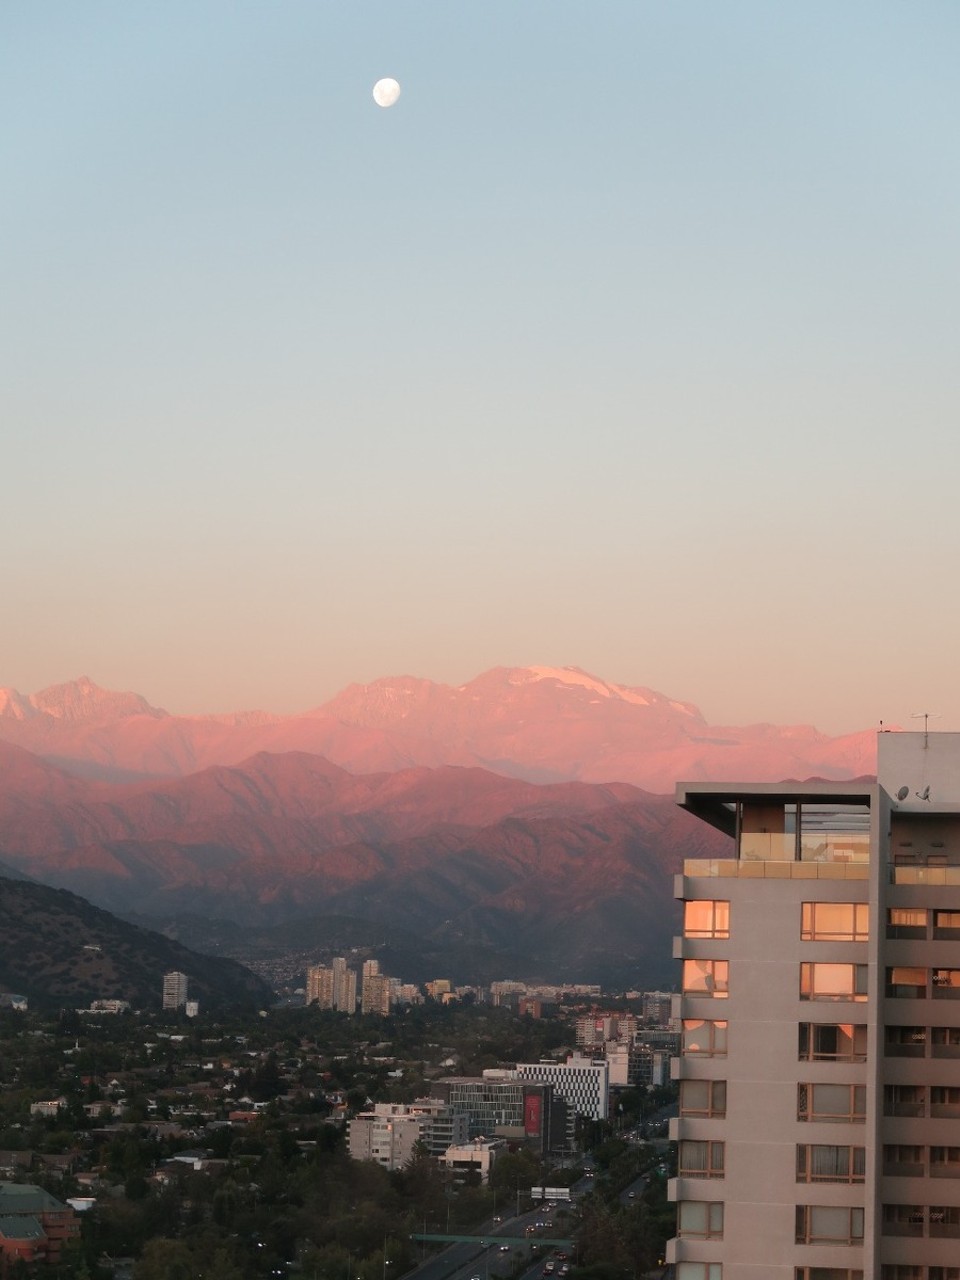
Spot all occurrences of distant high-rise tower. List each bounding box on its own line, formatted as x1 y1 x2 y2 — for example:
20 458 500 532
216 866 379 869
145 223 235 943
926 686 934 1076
332 956 357 1013
306 964 335 1009
306 958 357 1012
362 972 392 1016
162 970 188 1010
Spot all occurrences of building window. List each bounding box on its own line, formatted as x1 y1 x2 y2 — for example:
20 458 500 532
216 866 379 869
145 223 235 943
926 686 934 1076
796 1144 865 1183
887 908 927 939
913 1203 960 1238
800 963 867 1002
884 1084 925 1117
801 902 868 942
930 1269 960 1280
682 1019 727 1057
932 969 960 999
932 1026 960 1058
798 1083 866 1124
934 910 960 939
678 1140 725 1178
884 1025 927 1056
796 1271 865 1280
676 1265 722 1280
882 1204 924 1237
882 1144 924 1176
930 1146 960 1178
795 1204 864 1245
880 1269 924 1280
886 966 926 998
931 1086 960 1119
681 1079 727 1119
683 959 729 999
798 1023 867 1062
684 900 730 939
677 1200 724 1239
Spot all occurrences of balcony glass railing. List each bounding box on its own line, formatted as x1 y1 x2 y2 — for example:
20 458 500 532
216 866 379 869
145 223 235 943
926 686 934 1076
685 859 868 881
894 866 960 886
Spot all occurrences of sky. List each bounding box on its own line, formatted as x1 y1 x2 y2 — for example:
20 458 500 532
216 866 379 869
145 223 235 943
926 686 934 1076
4 2 960 735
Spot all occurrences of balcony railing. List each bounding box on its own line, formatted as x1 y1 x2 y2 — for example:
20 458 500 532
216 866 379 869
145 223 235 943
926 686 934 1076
685 859 868 881
893 866 960 885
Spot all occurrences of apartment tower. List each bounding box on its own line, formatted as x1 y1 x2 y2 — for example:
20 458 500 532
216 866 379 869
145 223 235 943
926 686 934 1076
669 732 960 1280
162 970 188 1010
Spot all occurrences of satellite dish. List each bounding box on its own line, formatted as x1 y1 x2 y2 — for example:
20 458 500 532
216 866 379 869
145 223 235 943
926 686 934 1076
916 786 931 802
897 786 909 801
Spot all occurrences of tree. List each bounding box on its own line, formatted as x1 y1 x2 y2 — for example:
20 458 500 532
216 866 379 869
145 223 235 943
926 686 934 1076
132 1238 194 1280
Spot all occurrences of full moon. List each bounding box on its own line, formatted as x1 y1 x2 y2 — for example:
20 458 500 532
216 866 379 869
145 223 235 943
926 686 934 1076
372 77 401 108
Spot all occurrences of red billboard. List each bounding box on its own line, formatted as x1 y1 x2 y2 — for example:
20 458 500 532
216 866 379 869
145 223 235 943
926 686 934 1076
524 1091 542 1136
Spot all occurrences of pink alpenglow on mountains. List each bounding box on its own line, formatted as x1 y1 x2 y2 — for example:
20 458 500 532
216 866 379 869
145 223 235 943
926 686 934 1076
0 665 877 791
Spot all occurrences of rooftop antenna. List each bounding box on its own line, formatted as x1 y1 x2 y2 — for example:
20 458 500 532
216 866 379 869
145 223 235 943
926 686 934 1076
912 712 941 748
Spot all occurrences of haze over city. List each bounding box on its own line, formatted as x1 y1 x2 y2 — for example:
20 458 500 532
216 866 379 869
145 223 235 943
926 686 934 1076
5 3 960 735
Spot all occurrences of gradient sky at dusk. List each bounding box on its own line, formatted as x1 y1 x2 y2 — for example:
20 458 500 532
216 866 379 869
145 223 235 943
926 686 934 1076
4 3 960 734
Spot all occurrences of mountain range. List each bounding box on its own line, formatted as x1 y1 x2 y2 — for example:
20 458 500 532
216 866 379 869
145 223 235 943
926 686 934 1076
0 666 876 790
0 666 875 986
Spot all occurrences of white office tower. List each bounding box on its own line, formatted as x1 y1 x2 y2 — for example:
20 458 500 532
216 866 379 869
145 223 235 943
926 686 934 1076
669 732 960 1280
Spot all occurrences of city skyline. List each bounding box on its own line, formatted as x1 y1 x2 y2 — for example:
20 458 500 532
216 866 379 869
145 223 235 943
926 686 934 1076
5 3 960 736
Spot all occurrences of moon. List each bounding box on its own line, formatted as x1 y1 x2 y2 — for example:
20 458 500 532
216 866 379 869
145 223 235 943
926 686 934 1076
372 78 401 108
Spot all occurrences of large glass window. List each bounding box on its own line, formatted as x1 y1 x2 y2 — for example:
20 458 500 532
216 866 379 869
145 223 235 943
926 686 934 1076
798 1083 866 1123
884 1084 925 1117
677 1266 722 1280
797 1270 865 1280
796 1144 865 1183
801 902 868 942
677 1200 724 1239
881 1204 924 1237
800 963 868 1001
931 1087 960 1118
882 1144 924 1176
682 1019 727 1057
884 1025 927 1056
932 1026 960 1058
933 969 960 998
684 900 730 939
681 1079 726 1119
683 959 729 999
678 1140 725 1178
795 1204 864 1245
880 1270 960 1280
887 908 927 939
930 1147 960 1178
930 1207 960 1236
886 967 926 998
934 911 960 939
798 1023 866 1062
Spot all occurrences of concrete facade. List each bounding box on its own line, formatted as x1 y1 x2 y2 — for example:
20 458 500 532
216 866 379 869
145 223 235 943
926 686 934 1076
668 732 960 1280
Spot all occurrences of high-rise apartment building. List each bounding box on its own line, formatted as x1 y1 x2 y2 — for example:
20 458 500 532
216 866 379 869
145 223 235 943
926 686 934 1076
669 732 960 1280
162 970 188 1010
332 956 357 1014
306 964 335 1009
306 958 356 1012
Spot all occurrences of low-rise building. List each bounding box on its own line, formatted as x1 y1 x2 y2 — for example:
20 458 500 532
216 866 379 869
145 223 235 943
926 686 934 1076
0 1183 79 1270
440 1137 505 1183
